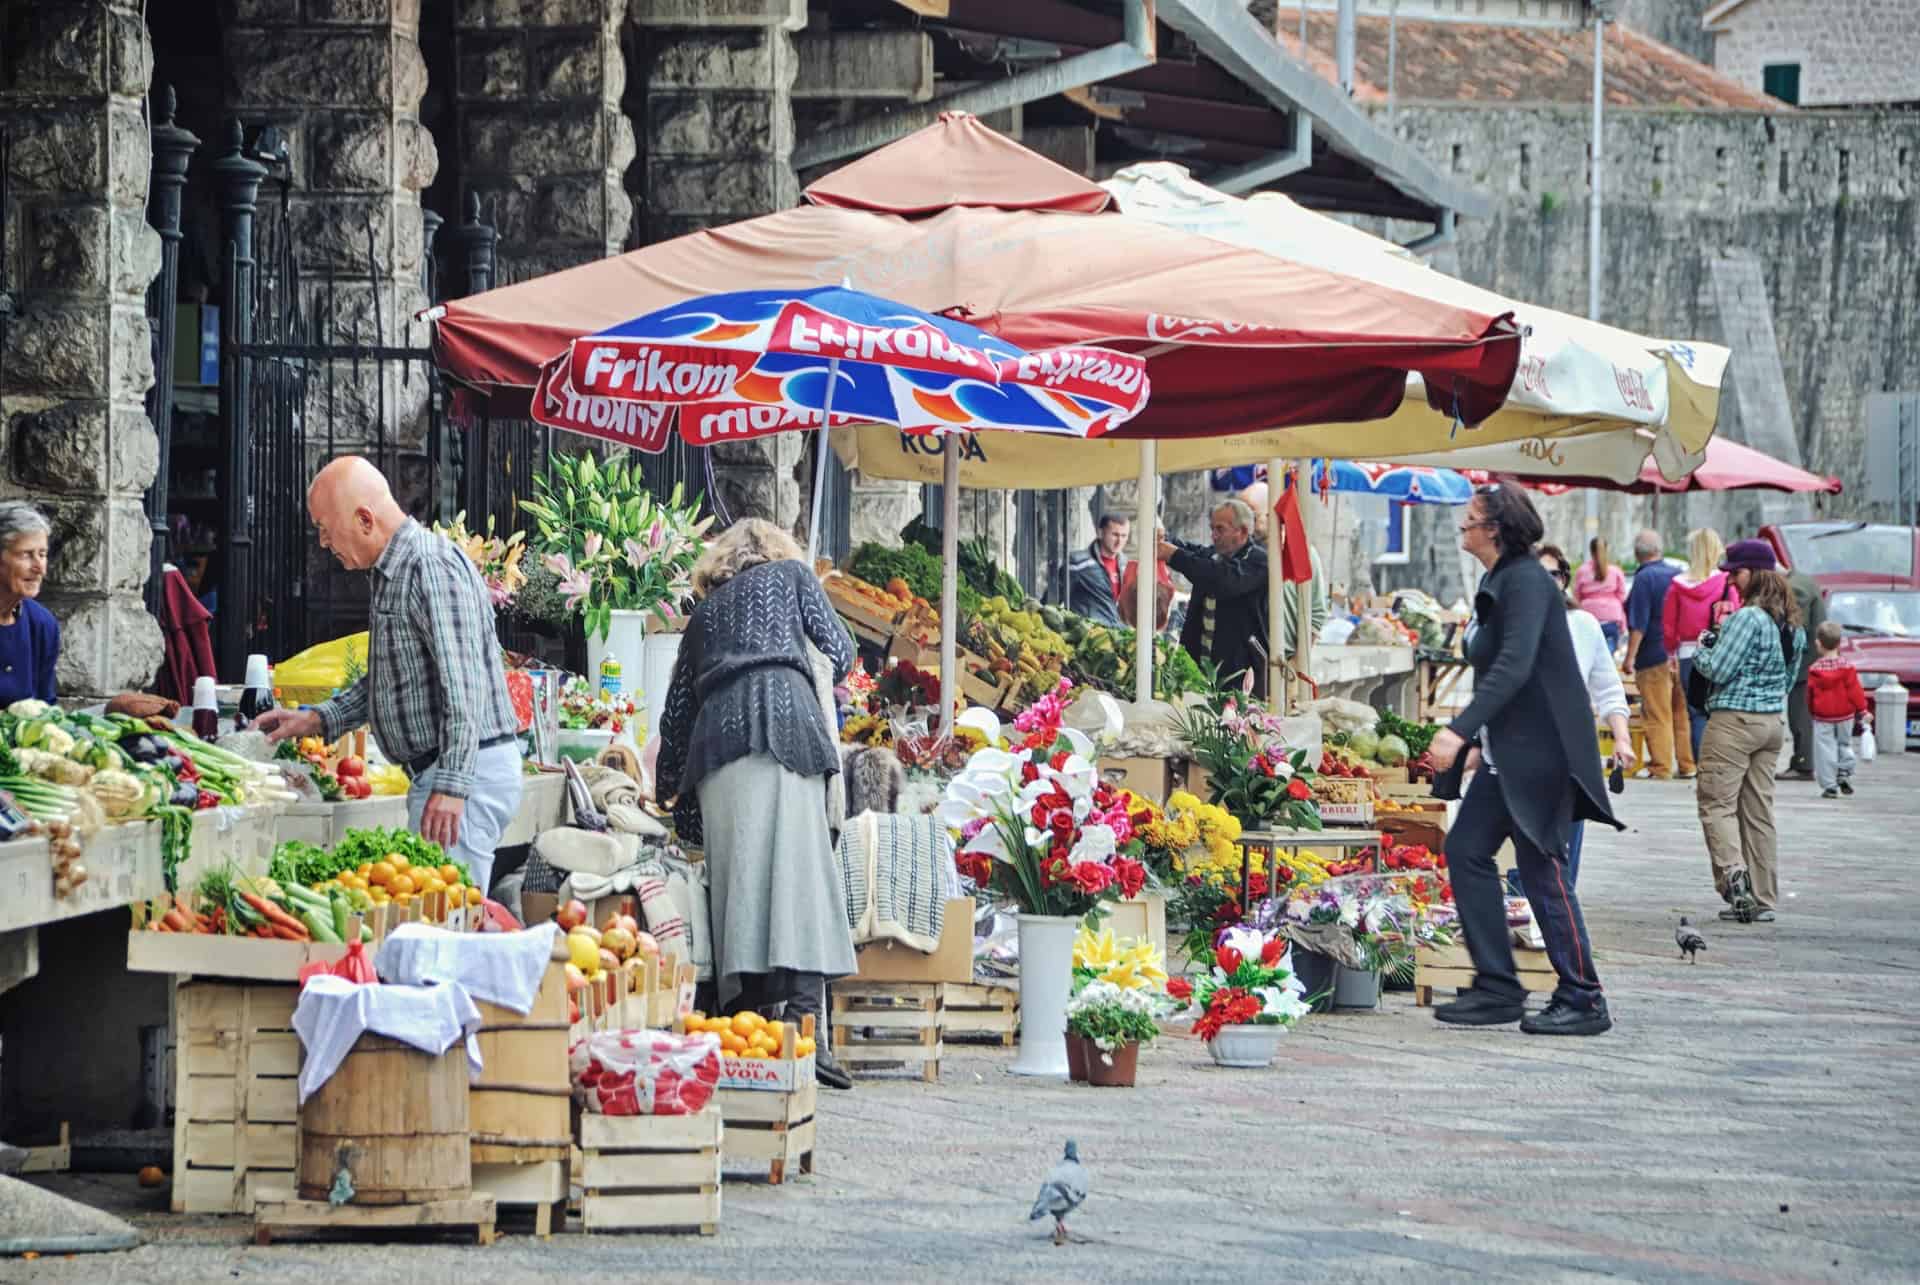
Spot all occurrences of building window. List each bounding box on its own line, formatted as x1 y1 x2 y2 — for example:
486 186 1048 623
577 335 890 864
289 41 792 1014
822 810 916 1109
1763 63 1801 106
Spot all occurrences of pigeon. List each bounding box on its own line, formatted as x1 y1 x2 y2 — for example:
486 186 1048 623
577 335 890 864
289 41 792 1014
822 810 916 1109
1676 916 1708 963
1028 1139 1088 1245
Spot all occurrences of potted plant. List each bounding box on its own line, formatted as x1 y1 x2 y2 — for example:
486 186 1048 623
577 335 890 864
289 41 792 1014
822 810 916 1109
1068 926 1170 1083
1173 924 1312 1068
1174 695 1322 831
1064 981 1160 1087
936 683 1150 1078
519 452 711 686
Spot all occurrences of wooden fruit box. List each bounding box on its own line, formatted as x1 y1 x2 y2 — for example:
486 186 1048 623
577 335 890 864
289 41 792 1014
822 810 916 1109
472 1158 567 1239
130 894 471 983
577 1105 722 1234
715 1015 817 1184
172 980 302 1214
823 575 906 644
568 951 698 1041
1413 940 1557 1007
830 981 943 1083
937 982 1018 1046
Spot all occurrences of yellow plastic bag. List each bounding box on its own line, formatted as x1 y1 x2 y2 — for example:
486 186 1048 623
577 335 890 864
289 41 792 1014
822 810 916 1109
274 632 369 706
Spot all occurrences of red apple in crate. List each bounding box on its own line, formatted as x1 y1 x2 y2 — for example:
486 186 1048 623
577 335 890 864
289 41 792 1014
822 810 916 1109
633 931 659 958
556 899 589 931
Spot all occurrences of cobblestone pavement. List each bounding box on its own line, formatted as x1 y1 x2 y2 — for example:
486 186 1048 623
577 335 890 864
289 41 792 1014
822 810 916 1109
10 752 1920 1283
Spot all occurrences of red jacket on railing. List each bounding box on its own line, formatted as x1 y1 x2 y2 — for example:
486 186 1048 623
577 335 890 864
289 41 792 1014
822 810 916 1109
1807 655 1870 723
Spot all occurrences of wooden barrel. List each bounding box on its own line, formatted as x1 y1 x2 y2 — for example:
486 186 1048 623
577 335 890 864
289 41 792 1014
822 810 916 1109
470 962 572 1164
298 1033 471 1205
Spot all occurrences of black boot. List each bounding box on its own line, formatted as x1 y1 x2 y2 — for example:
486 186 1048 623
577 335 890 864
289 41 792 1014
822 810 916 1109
784 973 853 1090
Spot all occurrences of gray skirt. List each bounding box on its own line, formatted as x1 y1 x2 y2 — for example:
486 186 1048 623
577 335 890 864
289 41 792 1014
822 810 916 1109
696 753 857 1009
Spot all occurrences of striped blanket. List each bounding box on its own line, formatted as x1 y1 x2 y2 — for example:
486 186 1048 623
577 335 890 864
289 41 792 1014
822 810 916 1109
834 811 953 953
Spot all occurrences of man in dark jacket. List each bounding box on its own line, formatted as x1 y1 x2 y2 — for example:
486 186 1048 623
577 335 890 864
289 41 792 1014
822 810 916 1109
1164 499 1270 698
1058 514 1130 625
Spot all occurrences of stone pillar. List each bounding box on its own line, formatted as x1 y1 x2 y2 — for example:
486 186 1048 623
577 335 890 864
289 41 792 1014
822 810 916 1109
222 0 437 460
0 0 164 698
631 0 804 530
454 0 635 283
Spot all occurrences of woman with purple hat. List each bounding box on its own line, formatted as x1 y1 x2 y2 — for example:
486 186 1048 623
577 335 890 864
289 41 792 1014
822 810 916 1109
1690 540 1806 925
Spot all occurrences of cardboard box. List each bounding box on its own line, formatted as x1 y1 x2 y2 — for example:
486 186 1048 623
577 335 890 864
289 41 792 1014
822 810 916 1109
854 897 975 984
1097 756 1180 804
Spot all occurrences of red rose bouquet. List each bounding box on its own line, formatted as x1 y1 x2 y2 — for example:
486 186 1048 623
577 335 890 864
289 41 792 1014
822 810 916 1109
1180 925 1311 1040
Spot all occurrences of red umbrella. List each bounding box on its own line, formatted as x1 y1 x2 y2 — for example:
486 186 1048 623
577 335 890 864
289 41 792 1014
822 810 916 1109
1471 435 1841 495
430 114 1519 440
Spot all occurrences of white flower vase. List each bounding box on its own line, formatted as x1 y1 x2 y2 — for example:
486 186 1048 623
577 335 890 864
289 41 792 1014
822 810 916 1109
587 609 648 699
639 630 682 744
1010 913 1078 1078
1207 1022 1289 1069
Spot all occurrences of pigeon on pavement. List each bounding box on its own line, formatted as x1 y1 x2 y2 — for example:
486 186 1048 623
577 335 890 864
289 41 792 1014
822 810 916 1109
1676 916 1708 963
1028 1139 1088 1245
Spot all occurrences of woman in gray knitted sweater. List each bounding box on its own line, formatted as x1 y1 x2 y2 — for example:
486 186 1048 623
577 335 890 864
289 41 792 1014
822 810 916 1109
656 519 858 1087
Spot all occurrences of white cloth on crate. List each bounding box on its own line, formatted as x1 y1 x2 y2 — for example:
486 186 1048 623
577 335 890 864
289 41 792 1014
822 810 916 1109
372 922 559 1014
291 975 483 1106
407 739 524 894
833 811 956 951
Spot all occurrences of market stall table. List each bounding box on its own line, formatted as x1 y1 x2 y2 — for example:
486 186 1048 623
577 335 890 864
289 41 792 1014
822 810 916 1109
1237 828 1384 905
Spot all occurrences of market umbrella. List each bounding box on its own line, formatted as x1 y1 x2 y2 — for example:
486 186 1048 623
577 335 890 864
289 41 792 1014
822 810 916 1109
1307 459 1474 505
430 114 1522 446
538 283 1151 727
1462 433 1842 496
1100 161 1728 484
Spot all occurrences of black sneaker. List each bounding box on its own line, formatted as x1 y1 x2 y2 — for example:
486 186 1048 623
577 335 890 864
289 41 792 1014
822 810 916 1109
1434 990 1524 1026
1717 908 1747 922
1521 997 1612 1036
1839 779 1854 796
1821 788 1839 799
1727 869 1756 924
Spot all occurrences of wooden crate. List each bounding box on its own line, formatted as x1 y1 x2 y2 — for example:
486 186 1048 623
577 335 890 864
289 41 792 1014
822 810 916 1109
1414 940 1558 1007
854 898 975 985
938 982 1017 1046
830 980 943 1082
568 951 698 1042
472 962 571 1166
718 1080 815 1185
172 980 302 1214
472 1158 568 1238
251 1189 495 1246
577 1106 722 1234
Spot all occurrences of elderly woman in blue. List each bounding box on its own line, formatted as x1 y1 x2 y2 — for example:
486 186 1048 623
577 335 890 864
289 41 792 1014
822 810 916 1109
0 503 59 708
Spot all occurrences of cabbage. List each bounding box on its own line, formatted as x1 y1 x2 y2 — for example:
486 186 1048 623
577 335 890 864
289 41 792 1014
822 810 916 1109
1347 728 1380 760
1375 734 1410 766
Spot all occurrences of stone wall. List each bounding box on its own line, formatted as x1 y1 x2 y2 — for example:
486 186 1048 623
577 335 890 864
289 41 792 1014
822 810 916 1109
454 0 634 284
631 0 806 530
0 0 164 696
1365 103 1920 599
1704 0 1920 108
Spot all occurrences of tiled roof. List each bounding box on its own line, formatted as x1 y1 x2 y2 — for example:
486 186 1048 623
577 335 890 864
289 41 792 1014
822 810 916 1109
1254 6 1783 110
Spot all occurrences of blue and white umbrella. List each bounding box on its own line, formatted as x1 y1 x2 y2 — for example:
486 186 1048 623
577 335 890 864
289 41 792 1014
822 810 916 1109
1306 459 1474 506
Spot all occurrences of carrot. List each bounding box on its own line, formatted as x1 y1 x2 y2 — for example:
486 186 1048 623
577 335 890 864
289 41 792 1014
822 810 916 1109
241 892 307 935
269 923 308 941
152 920 173 932
162 909 191 932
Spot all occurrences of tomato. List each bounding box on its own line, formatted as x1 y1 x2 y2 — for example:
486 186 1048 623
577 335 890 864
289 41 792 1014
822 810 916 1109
336 756 365 778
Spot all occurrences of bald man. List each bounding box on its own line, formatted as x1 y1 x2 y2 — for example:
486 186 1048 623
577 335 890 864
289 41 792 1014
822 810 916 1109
257 456 524 891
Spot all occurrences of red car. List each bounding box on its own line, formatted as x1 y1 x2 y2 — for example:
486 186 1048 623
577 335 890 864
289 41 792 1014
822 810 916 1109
1761 522 1920 746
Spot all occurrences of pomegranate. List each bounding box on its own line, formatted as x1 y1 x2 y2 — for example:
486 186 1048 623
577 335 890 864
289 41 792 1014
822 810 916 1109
564 962 589 994
598 947 620 975
601 926 636 960
633 930 660 958
556 899 589 931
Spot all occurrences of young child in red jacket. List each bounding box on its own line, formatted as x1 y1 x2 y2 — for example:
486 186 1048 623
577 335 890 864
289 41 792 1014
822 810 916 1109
1806 620 1871 798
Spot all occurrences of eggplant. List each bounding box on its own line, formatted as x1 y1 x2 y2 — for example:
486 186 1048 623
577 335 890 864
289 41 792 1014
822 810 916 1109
169 780 200 808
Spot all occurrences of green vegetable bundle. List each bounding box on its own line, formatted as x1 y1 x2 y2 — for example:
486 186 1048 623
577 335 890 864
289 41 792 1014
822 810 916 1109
847 541 943 602
1375 709 1439 758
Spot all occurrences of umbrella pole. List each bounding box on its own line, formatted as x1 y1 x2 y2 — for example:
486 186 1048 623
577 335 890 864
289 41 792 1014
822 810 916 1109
1135 439 1157 706
1266 455 1285 710
940 435 960 738
805 357 841 564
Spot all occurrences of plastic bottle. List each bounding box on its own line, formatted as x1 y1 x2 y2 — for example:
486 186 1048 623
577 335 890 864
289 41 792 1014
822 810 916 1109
598 654 622 698
191 675 220 743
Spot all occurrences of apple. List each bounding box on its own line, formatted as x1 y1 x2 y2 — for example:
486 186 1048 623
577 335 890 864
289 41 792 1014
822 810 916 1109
564 962 589 994
601 926 636 960
556 899 589 931
616 914 640 938
597 947 620 975
633 930 660 958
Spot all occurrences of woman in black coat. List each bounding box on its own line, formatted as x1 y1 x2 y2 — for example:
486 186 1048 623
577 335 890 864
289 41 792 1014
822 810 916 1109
1429 484 1622 1037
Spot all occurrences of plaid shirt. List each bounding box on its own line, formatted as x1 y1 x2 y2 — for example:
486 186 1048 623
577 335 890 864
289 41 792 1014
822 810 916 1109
315 519 518 798
1693 604 1806 715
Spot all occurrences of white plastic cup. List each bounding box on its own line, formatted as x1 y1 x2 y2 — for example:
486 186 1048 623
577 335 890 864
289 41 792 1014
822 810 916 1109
243 653 271 692
192 675 218 711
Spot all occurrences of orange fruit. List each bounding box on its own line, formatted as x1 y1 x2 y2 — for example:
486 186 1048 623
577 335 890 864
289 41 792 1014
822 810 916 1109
465 885 484 906
730 1013 757 1038
394 891 413 904
388 853 411 871
795 1037 816 1058
357 862 373 878
438 864 461 887
720 1032 747 1054
423 876 447 895
389 873 416 896
737 1048 767 1060
762 1019 785 1047
369 862 395 887
369 887 390 904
